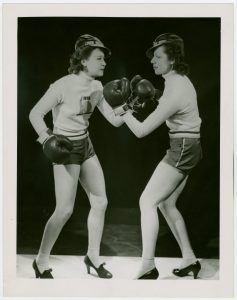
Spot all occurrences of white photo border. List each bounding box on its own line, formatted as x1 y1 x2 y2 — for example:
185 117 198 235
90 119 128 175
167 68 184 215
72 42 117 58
2 3 234 298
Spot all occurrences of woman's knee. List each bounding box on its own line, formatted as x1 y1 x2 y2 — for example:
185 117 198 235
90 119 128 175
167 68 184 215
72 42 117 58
91 195 108 211
54 206 74 222
158 201 175 213
139 194 157 212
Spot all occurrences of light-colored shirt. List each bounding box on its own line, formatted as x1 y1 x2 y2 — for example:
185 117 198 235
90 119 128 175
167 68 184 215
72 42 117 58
123 70 201 138
29 72 124 143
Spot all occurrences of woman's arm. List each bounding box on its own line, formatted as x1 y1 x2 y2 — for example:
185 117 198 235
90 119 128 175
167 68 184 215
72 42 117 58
122 86 181 138
29 82 62 143
97 94 124 127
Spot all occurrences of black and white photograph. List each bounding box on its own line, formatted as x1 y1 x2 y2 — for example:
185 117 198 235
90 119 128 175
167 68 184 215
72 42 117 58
2 3 234 298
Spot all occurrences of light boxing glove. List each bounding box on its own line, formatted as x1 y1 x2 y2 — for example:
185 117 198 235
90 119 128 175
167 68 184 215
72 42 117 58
103 78 132 116
42 131 73 164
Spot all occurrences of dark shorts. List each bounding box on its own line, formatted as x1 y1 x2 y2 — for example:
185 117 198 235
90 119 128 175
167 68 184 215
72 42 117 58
53 136 95 165
162 137 203 175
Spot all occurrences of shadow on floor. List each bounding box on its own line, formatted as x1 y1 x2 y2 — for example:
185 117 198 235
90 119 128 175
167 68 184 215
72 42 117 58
17 220 219 259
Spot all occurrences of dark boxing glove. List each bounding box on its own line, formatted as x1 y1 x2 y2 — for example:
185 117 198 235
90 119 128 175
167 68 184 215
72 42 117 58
133 79 162 121
127 74 143 109
43 132 73 164
136 79 156 100
127 78 155 113
130 75 143 95
103 78 131 116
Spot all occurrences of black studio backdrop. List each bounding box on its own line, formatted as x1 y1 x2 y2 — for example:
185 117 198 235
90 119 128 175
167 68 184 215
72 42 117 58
17 17 220 257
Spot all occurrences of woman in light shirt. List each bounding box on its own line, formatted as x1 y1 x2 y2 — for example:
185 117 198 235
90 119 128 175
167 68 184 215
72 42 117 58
122 33 202 280
29 34 123 279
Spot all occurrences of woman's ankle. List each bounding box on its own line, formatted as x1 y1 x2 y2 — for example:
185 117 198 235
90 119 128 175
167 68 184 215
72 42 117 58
141 258 156 271
135 258 156 278
179 257 197 269
36 252 50 272
87 248 100 268
182 248 196 259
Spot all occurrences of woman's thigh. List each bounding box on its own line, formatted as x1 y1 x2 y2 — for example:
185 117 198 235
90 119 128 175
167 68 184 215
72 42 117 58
141 161 186 206
53 164 80 210
79 155 106 197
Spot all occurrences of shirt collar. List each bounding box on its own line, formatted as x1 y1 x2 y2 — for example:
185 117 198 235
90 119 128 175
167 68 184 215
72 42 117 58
79 71 94 81
75 71 94 84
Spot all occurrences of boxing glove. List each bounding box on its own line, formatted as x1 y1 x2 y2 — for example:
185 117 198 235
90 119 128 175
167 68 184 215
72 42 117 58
130 75 143 95
103 78 131 115
135 79 156 101
133 87 162 121
43 133 73 164
127 78 155 113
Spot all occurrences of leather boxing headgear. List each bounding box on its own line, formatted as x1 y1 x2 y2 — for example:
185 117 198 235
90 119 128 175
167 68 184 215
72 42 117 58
146 33 184 59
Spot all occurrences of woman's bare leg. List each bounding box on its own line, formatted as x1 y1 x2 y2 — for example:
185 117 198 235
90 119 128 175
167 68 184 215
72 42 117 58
158 176 197 268
79 156 108 267
36 164 80 272
137 161 185 278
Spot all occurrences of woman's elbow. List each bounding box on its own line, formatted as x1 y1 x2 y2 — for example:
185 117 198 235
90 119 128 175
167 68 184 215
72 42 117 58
29 107 41 126
115 122 124 128
29 108 35 124
112 122 120 128
134 131 146 138
112 119 124 127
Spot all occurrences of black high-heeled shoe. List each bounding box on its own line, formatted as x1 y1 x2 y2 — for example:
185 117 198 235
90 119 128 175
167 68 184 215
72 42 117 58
137 267 159 280
173 260 201 279
32 259 53 279
84 255 113 279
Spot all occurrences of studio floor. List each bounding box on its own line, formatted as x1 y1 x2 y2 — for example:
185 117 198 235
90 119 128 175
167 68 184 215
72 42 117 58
17 254 219 280
17 208 219 281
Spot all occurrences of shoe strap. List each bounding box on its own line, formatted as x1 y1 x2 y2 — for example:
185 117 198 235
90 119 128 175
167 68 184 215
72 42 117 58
99 262 106 268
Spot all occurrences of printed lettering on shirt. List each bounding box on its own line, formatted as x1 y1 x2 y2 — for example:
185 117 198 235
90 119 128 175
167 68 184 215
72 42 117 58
76 96 93 116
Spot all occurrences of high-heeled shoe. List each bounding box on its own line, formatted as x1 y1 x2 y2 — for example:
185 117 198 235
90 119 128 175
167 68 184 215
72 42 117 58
173 260 201 279
137 267 159 280
32 259 53 279
84 255 113 279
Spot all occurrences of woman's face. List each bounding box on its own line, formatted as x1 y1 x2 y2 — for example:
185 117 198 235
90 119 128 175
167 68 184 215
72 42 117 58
151 46 174 75
82 48 106 78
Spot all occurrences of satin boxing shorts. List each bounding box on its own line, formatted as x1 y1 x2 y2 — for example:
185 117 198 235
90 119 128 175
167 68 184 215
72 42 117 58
162 137 203 175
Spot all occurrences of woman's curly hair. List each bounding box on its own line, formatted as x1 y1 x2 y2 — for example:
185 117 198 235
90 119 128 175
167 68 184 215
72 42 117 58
68 46 94 74
163 42 189 76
